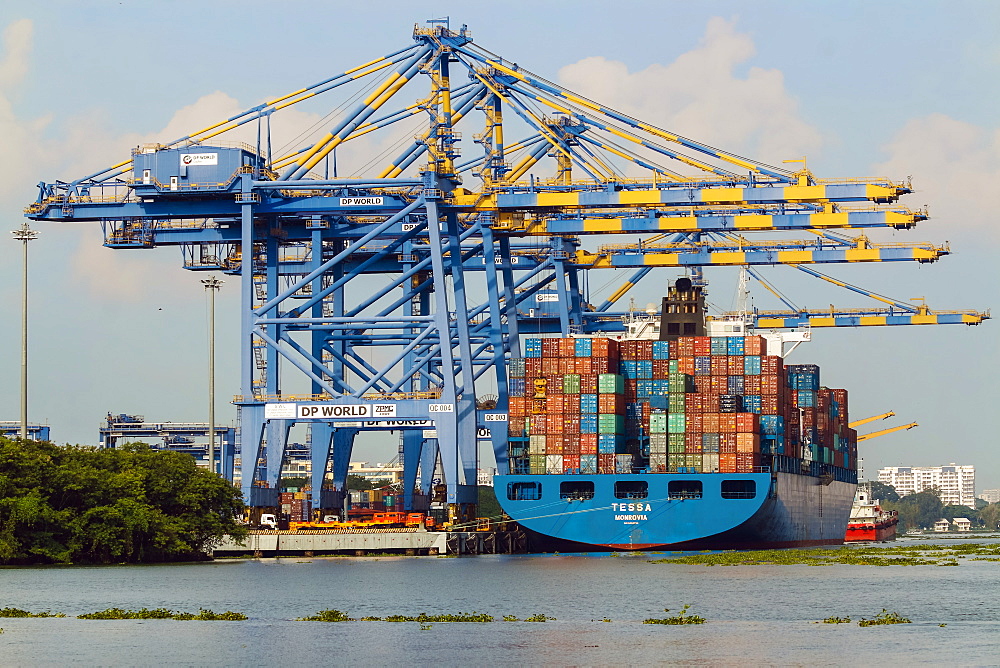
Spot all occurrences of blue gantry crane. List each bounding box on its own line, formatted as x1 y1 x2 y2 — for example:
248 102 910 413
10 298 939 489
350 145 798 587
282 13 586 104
25 21 988 523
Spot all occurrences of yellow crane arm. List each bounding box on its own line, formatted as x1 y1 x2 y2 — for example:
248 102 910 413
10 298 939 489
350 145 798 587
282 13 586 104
848 411 896 428
857 422 918 442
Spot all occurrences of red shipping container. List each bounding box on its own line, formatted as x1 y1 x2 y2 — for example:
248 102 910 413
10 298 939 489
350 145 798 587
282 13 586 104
685 441 703 454
727 356 745 375
544 376 563 395
509 397 527 416
580 433 598 454
668 340 680 358
694 376 712 393
531 398 547 415
555 358 571 375
720 433 737 453
525 358 542 375
598 394 625 413
575 357 592 375
563 454 581 472
686 413 704 431
761 356 783 375
710 357 728 376
677 356 695 375
702 413 719 432
736 413 759 433
760 395 779 415
720 453 737 473
590 338 618 358
562 394 580 413
760 374 780 394
709 376 727 394
652 360 671 377
693 336 711 355
558 338 576 357
598 453 616 474
546 396 563 413
547 438 563 454
719 414 737 433
541 338 560 357
685 431 702 448
563 415 581 435
635 340 653 360
549 414 566 434
590 357 614 374
744 375 762 395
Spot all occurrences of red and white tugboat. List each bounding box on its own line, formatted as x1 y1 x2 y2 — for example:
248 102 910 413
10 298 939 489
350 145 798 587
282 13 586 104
845 482 899 542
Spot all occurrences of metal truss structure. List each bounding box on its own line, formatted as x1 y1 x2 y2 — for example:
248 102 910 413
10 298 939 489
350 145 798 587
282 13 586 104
25 21 988 521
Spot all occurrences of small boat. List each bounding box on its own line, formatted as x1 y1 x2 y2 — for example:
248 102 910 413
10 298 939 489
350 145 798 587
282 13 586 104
844 482 898 542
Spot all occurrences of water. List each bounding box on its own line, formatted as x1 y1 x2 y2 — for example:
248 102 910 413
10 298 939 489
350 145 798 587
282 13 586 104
2 535 1000 666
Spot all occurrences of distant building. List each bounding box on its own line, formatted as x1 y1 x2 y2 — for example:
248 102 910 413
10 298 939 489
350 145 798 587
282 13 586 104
348 461 404 485
932 519 951 532
978 489 1000 504
878 464 976 509
952 518 972 532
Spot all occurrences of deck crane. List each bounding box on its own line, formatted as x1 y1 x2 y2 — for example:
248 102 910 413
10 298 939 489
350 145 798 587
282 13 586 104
849 412 896 429
24 21 989 522
857 422 919 442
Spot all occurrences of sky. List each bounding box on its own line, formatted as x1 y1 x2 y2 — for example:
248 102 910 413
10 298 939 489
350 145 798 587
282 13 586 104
1 1 998 486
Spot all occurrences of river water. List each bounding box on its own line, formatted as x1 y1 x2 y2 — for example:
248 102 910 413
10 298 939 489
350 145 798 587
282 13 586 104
2 535 999 666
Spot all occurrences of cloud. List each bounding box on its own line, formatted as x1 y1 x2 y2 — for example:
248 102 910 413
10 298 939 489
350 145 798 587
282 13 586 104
872 113 1000 241
557 17 823 168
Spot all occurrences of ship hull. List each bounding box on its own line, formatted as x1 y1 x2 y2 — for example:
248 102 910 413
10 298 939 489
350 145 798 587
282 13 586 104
495 471 856 552
845 518 898 542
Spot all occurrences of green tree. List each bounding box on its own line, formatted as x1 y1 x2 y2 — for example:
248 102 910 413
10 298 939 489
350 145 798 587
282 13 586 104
979 503 1000 530
885 489 943 530
346 475 391 491
0 438 245 565
868 481 899 503
941 504 978 525
478 485 502 519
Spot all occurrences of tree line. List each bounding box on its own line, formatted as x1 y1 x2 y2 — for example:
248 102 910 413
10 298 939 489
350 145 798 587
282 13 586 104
0 437 245 565
871 481 1000 530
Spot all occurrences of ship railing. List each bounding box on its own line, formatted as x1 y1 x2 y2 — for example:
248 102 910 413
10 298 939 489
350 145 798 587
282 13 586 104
559 492 595 500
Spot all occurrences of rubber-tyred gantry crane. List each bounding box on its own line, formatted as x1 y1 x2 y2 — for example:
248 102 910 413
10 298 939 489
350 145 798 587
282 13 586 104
25 20 989 522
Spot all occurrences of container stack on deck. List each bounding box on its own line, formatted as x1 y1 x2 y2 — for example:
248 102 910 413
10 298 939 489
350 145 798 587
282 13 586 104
507 336 858 477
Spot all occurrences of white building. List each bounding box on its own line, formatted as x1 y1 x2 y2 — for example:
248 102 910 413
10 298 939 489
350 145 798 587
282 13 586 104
978 489 1000 504
878 464 976 509
953 518 972 532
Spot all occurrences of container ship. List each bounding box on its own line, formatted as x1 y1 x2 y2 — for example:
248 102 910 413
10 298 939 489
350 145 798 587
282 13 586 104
495 279 858 551
844 482 899 542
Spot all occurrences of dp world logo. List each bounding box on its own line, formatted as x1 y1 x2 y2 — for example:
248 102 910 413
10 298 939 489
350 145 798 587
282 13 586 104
180 153 217 166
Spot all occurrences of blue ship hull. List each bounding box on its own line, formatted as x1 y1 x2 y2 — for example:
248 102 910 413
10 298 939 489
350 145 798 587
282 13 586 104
495 471 856 551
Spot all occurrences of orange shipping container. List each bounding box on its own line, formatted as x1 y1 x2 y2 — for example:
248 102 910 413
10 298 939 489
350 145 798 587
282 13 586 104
736 412 759 432
580 433 598 454
719 413 737 433
677 356 695 375
744 335 765 356
720 453 737 473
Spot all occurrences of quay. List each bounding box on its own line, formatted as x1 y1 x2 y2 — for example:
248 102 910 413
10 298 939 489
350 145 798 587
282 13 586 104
213 528 528 557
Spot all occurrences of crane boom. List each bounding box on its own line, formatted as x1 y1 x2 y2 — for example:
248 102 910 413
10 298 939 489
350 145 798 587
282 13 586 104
857 422 918 442
849 411 896 428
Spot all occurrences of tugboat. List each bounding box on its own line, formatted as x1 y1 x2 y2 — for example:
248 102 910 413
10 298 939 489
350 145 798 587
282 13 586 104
844 482 899 542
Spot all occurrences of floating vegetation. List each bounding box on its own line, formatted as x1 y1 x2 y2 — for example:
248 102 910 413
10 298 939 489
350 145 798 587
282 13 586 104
857 610 911 627
502 615 520 622
77 608 246 620
643 604 706 625
381 612 494 623
649 542 1000 567
524 613 556 622
818 616 852 624
0 607 65 618
297 609 355 622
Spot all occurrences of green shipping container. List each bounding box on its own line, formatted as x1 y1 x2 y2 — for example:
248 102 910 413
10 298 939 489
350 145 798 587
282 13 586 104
598 414 624 434
668 359 679 374
685 453 702 473
597 373 624 394
669 433 686 448
668 413 686 434
529 454 547 474
562 374 581 394
668 392 685 412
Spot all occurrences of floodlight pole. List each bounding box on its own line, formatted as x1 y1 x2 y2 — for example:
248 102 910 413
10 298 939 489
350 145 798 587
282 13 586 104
202 276 223 473
12 222 38 440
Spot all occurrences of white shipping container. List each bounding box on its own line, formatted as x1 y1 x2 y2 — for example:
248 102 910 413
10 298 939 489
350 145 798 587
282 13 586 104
529 435 547 454
545 454 564 474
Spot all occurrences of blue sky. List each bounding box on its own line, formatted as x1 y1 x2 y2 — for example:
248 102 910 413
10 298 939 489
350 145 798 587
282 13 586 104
1 1 998 485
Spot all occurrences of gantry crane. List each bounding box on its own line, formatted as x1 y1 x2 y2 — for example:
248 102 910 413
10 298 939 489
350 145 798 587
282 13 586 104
857 422 919 442
25 20 988 521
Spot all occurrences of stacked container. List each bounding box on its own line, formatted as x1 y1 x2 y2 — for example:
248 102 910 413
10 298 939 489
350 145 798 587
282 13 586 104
509 335 855 477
